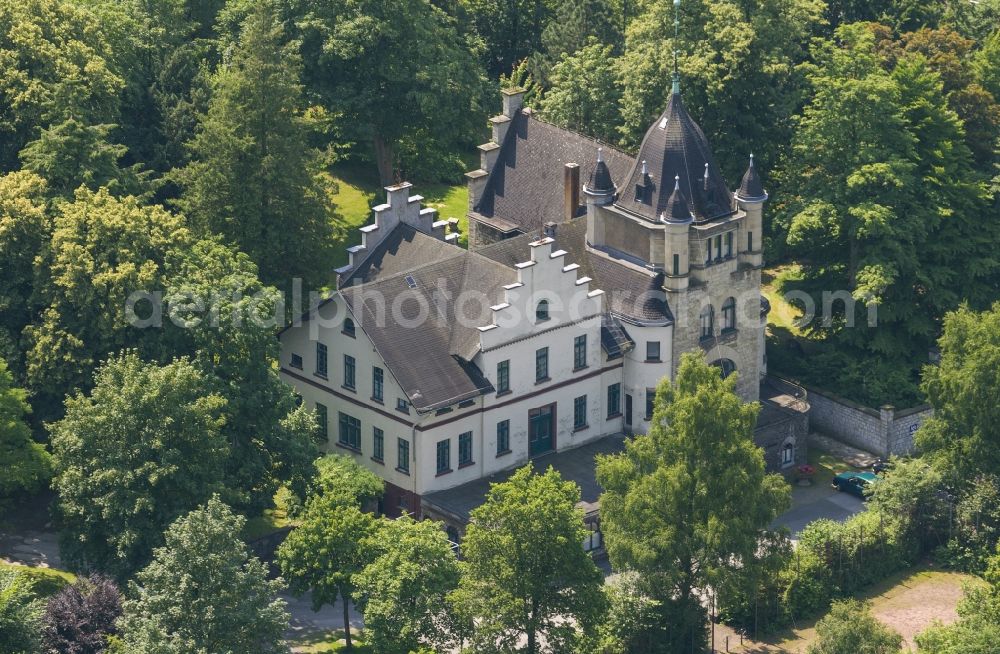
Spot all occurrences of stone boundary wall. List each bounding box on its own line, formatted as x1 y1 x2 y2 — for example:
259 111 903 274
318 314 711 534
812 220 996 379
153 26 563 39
774 376 932 457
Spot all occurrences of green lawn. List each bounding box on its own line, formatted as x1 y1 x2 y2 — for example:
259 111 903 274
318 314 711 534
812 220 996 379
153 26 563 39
1 561 76 597
242 487 297 541
762 264 810 337
289 630 373 653
325 162 469 271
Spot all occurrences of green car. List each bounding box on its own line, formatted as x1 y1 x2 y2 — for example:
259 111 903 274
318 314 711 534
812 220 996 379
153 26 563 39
832 471 879 499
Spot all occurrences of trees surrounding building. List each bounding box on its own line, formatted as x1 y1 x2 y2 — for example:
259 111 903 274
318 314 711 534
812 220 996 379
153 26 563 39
451 466 606 653
597 353 790 653
117 496 289 653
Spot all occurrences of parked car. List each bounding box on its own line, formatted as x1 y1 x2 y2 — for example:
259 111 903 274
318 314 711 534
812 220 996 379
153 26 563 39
832 471 879 499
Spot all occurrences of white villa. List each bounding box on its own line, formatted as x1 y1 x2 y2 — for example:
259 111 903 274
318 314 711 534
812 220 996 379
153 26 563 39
278 86 808 537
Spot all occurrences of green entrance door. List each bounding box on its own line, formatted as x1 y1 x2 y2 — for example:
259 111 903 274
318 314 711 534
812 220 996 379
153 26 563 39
529 404 555 457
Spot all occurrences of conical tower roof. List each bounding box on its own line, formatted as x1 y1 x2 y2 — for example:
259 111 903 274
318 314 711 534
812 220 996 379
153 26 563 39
585 148 615 194
736 153 767 202
661 175 693 223
615 91 733 222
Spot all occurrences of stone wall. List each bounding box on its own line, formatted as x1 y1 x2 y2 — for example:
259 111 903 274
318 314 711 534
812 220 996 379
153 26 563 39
792 380 932 456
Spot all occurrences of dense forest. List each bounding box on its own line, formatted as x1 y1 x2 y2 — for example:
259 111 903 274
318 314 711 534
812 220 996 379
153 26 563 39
1 0 1000 651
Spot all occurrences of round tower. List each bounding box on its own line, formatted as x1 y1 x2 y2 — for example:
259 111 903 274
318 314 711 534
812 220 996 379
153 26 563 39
661 175 693 292
584 148 616 246
735 153 767 269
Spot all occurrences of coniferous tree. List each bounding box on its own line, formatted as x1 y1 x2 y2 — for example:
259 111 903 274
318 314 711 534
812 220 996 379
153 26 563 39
174 2 335 294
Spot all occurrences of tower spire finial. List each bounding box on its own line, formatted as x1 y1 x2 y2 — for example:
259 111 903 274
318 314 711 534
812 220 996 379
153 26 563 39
672 0 681 95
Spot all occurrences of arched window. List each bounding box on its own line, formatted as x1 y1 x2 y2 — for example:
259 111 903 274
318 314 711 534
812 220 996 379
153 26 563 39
536 299 550 322
722 297 736 332
699 305 714 339
342 317 355 337
782 441 795 467
711 358 736 379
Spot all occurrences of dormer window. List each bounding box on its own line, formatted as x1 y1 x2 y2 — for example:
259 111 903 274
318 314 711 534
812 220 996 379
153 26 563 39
536 300 550 322
342 318 355 337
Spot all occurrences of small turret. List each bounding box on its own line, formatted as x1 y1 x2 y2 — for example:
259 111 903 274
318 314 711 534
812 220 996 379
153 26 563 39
736 153 767 203
585 148 616 246
661 175 693 224
584 148 615 197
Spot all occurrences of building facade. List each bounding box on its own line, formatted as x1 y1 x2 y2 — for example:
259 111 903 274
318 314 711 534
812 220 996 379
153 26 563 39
278 85 807 529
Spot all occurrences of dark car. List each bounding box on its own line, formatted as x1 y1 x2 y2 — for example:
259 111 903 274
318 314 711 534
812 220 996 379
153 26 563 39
832 471 879 499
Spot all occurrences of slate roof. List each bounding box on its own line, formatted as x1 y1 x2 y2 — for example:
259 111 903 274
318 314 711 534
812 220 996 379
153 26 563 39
340 224 460 288
615 91 734 222
662 175 694 223
422 434 629 523
737 154 767 202
472 111 633 233
476 219 673 324
586 149 615 194
339 240 517 412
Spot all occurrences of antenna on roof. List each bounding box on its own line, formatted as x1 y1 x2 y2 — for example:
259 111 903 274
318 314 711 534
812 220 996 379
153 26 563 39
703 162 709 190
674 174 681 190
672 0 682 95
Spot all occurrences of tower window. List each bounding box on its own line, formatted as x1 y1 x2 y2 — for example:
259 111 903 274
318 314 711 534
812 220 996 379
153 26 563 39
673 253 680 276
722 297 736 332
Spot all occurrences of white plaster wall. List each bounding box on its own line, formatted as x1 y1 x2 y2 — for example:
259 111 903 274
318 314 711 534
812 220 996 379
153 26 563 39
620 322 674 434
279 294 422 496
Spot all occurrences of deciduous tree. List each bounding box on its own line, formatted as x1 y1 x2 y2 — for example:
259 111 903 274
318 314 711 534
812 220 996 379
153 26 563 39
0 360 50 508
917 303 1000 479
41 573 122 653
807 599 902 654
596 353 790 653
451 465 606 653
539 40 622 143
353 516 460 654
290 0 488 184
117 496 289 653
50 353 228 579
0 570 43 654
278 499 380 650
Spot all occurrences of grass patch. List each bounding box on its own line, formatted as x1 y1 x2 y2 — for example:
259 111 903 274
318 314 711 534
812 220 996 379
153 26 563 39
242 487 297 541
1 561 76 597
289 630 373 653
762 264 816 338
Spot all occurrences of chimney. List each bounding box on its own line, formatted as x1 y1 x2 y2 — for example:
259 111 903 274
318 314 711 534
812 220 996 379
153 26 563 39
501 87 526 118
543 221 558 239
564 163 580 223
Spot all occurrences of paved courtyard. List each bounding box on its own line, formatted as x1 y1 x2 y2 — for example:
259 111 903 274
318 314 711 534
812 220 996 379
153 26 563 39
773 489 865 539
